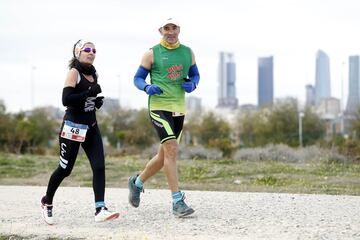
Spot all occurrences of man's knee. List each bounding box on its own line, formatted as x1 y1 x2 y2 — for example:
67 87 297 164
163 139 178 153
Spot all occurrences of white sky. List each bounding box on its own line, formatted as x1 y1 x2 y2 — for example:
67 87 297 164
1 0 360 112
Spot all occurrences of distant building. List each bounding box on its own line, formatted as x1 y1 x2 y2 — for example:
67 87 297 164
102 97 120 114
217 52 238 109
239 104 257 112
305 84 315 106
258 56 273 108
317 97 340 119
317 97 341 136
315 50 331 105
345 55 360 115
186 96 202 113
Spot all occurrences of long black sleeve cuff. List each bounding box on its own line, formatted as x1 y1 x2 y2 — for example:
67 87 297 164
62 87 88 108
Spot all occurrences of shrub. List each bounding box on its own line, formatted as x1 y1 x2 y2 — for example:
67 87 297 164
233 144 348 163
178 145 223 160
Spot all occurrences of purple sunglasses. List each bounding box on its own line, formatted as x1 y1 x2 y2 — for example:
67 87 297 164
82 47 96 54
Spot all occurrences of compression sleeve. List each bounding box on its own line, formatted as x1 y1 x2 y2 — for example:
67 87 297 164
62 87 88 107
188 64 200 87
134 65 150 91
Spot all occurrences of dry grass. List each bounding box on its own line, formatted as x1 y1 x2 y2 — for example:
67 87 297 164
1 153 360 195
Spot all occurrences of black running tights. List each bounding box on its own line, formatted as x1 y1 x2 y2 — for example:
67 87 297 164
45 124 105 204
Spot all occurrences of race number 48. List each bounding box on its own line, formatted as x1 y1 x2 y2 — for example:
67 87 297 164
61 121 88 142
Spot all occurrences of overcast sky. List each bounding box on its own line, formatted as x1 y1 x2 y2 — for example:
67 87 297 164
1 0 360 112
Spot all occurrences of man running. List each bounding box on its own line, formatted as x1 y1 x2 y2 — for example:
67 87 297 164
128 18 200 217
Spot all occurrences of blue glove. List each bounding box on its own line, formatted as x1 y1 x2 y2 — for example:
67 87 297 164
145 84 163 95
182 80 196 93
182 64 200 93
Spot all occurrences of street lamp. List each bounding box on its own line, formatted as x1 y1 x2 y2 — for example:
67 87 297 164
31 66 36 109
299 111 304 147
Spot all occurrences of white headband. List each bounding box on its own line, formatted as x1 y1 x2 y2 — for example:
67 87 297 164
73 39 92 59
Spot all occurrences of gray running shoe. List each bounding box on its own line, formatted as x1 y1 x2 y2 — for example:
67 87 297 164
172 192 195 217
128 175 143 208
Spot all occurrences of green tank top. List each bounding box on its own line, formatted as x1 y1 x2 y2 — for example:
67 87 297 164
149 43 192 113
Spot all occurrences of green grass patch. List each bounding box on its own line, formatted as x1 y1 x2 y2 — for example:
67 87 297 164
255 175 279 186
0 153 360 195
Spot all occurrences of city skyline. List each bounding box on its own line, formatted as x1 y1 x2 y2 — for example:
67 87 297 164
0 48 353 112
1 0 359 112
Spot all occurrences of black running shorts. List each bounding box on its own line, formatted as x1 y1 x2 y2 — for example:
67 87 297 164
149 110 184 143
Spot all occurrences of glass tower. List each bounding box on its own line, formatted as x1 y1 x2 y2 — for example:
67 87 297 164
258 56 274 108
217 52 238 108
346 55 360 114
315 50 331 105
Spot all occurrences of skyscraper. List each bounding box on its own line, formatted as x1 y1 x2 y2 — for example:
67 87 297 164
346 55 360 114
305 84 315 106
217 52 238 108
258 56 273 108
315 50 331 105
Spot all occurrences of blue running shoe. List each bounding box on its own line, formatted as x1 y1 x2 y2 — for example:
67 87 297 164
172 192 195 217
128 175 143 208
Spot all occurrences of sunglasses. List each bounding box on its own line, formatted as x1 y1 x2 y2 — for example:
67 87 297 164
82 47 96 54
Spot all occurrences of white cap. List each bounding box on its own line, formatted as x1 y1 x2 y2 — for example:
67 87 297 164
160 18 180 28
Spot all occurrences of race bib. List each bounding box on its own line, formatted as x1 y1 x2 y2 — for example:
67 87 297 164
60 120 88 142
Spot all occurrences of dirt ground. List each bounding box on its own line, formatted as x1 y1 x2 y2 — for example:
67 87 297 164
0 186 359 240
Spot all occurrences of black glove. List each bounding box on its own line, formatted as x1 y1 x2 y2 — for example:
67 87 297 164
88 84 102 97
95 96 104 109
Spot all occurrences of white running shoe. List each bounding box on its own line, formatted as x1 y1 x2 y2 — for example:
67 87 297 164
94 207 120 222
41 197 54 225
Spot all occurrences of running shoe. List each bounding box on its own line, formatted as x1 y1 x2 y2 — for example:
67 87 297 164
95 207 120 222
41 196 54 225
172 192 195 217
128 175 143 208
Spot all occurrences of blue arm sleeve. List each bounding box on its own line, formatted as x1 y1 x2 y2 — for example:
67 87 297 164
134 65 150 91
188 64 200 87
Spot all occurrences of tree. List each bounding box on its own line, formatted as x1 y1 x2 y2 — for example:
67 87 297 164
98 108 156 151
197 111 233 157
302 106 326 145
0 101 11 151
238 98 326 147
124 109 156 147
349 107 360 139
26 108 57 153
267 99 299 146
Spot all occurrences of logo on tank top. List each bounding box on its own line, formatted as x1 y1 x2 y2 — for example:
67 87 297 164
84 97 96 112
167 64 183 80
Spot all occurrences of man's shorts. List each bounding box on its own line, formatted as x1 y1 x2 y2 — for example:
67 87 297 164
149 110 184 143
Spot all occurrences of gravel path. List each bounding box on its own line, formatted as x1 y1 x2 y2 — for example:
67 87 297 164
0 186 359 240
